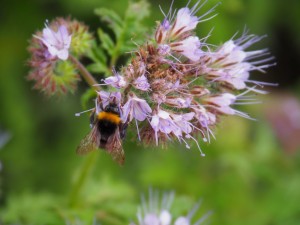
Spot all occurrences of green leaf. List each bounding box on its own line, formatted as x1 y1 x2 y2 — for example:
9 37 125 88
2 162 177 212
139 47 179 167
97 28 115 56
94 8 123 38
94 0 150 67
87 63 110 74
87 42 107 64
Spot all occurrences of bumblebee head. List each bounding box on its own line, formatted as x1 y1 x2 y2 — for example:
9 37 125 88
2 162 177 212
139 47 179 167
104 103 120 115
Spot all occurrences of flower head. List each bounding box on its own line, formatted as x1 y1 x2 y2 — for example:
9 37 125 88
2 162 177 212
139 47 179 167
131 190 211 225
76 0 274 159
205 32 275 91
27 18 93 96
37 23 71 60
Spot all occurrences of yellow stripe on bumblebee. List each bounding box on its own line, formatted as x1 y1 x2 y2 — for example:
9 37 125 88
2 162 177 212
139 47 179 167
97 112 121 124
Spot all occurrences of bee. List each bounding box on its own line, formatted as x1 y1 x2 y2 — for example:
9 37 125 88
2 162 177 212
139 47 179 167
76 95 127 165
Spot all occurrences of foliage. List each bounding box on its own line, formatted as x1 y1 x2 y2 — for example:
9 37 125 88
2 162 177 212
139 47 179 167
0 0 300 225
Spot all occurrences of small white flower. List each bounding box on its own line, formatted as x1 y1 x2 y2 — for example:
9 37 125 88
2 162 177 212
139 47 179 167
37 24 72 60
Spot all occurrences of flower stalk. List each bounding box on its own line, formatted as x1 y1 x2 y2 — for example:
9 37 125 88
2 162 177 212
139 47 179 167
69 54 100 91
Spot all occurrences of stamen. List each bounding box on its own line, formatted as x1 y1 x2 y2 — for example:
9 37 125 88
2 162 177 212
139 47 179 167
75 108 94 117
135 119 141 141
186 134 205 156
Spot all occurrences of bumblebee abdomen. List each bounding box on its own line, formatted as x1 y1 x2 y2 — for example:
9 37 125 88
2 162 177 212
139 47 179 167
97 111 121 146
98 119 118 136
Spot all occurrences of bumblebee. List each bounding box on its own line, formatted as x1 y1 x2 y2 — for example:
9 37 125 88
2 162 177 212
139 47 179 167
76 97 127 165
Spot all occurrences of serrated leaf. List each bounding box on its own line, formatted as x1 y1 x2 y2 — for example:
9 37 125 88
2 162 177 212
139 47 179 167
97 28 115 55
94 8 123 38
87 63 110 74
87 42 107 64
93 0 150 67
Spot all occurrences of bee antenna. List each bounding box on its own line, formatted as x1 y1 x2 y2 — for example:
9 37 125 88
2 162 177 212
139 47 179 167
75 108 94 117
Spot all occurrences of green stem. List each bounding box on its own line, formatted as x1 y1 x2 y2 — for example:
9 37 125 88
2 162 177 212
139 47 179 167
69 54 100 91
68 152 98 207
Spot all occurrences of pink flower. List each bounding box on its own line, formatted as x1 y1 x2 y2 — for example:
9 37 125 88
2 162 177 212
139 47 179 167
122 93 152 122
170 36 202 61
36 24 72 60
103 73 127 89
133 74 151 91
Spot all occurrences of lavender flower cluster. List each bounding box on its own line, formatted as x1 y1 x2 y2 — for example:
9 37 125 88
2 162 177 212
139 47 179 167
95 2 273 155
27 0 274 159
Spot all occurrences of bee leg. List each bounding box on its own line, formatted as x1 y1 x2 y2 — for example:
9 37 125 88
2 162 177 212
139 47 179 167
119 123 128 140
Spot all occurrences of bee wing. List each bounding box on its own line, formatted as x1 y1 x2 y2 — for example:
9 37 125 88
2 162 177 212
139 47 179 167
104 129 125 165
76 125 100 155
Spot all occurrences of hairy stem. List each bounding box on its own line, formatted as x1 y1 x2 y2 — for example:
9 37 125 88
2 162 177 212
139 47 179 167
69 54 100 91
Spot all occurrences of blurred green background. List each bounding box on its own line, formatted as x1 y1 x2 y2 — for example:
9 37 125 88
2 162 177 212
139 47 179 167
1 0 300 224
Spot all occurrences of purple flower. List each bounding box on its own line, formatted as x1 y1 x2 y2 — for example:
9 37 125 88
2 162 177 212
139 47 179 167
205 93 254 119
170 36 202 61
157 44 171 56
36 24 72 60
133 74 151 91
170 7 199 38
122 93 152 122
165 96 192 108
150 109 179 145
206 35 274 91
97 91 121 111
103 73 127 89
193 106 216 128
172 112 195 135
205 93 237 115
